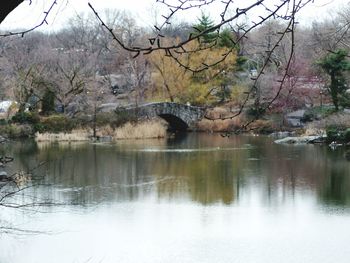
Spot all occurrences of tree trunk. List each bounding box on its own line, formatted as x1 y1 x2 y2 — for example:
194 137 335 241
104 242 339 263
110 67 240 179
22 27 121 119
330 72 339 111
164 83 174 102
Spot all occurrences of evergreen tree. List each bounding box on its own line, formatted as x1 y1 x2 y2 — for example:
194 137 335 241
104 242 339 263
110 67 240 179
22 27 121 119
193 12 218 44
41 88 56 115
218 28 234 48
318 49 350 111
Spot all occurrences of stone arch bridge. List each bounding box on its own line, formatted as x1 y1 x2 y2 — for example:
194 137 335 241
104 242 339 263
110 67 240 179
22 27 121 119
118 102 206 131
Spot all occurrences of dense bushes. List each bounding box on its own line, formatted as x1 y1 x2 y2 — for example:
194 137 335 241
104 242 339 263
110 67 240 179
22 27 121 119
0 124 33 138
326 125 341 143
34 115 75 133
343 128 350 142
246 104 266 119
36 111 138 133
302 106 336 123
11 112 40 124
0 110 138 139
326 125 350 143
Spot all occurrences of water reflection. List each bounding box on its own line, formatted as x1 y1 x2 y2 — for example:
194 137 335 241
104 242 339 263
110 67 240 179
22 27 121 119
5 134 350 207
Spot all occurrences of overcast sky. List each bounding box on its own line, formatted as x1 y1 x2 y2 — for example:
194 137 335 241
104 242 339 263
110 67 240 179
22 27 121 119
0 0 346 32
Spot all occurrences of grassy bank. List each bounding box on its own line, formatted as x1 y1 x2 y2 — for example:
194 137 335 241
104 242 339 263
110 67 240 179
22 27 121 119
34 120 168 142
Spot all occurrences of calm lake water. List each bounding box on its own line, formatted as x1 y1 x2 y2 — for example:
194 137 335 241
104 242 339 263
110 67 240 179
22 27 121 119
1 133 350 263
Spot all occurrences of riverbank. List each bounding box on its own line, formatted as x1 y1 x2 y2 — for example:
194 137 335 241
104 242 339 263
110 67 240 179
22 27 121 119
1 105 350 144
0 110 169 141
34 120 167 142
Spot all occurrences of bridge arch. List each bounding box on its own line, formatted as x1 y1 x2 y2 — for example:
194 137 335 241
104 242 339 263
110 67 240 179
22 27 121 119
121 102 205 131
158 114 189 131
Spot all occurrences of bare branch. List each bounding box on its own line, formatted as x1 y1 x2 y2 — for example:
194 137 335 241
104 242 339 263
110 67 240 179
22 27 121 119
0 0 23 24
0 0 58 37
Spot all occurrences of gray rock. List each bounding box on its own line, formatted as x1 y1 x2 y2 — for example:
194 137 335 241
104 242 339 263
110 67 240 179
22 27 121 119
285 110 306 128
269 131 295 139
0 171 8 181
98 103 120 113
274 135 326 144
286 110 306 119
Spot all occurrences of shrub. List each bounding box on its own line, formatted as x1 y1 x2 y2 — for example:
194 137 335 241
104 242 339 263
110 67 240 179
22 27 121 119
0 119 7 125
308 112 350 131
302 106 336 122
246 106 266 119
41 89 56 115
0 124 33 138
35 115 75 133
11 111 40 124
343 128 350 143
326 125 343 143
301 111 316 122
249 119 275 135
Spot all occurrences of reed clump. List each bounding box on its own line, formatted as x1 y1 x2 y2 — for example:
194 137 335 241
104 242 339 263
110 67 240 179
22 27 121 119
113 120 167 140
35 129 90 142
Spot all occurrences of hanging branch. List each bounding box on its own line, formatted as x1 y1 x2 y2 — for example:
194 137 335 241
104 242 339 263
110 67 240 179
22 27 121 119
0 0 58 37
241 0 299 131
0 0 23 24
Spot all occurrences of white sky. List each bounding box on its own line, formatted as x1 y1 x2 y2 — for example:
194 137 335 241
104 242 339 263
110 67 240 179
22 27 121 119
0 0 346 33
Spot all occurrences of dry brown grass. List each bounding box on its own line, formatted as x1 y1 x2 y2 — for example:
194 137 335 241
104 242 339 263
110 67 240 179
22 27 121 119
35 128 90 142
197 106 244 132
35 120 168 141
113 120 167 140
303 127 326 136
197 118 242 132
96 125 114 137
248 119 276 133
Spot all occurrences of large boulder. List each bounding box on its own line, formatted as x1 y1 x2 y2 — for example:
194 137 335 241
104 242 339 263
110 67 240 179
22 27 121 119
285 110 306 127
275 135 326 144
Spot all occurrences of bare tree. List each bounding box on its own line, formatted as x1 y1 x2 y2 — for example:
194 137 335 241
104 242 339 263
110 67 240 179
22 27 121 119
112 14 152 104
0 32 54 112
